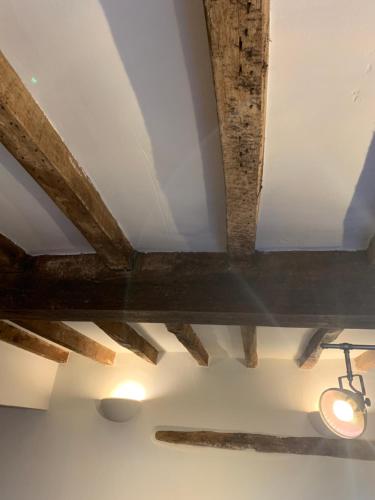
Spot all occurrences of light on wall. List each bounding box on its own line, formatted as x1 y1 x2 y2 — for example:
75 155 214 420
98 381 145 423
318 343 371 439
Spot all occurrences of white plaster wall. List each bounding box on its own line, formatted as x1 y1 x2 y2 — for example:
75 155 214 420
0 342 58 410
0 353 375 499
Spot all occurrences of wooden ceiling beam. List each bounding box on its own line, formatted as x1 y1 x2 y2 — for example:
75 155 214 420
241 325 258 367
166 323 209 366
0 51 132 269
155 430 375 461
296 328 344 369
12 319 115 365
0 233 28 268
354 351 375 372
204 0 270 258
95 321 159 364
1 251 375 328
0 320 68 363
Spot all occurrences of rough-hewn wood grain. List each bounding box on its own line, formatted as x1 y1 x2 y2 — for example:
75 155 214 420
12 320 115 365
0 233 28 267
166 323 209 366
0 51 132 269
155 430 375 461
2 251 375 328
0 320 68 363
367 235 375 264
241 325 257 367
95 321 159 364
355 350 375 372
297 328 343 369
204 0 269 257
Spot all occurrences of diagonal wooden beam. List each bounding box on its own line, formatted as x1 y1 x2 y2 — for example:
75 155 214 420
296 328 343 369
166 323 209 366
355 351 375 372
204 0 270 258
0 233 28 267
95 321 159 365
155 430 375 461
241 325 258 367
0 320 68 363
12 319 115 365
0 51 132 269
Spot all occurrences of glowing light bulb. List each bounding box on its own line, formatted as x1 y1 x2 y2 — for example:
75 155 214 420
333 399 354 422
111 381 145 401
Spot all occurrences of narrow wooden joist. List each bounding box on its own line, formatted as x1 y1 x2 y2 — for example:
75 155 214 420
166 324 209 366
0 51 132 269
95 321 159 365
241 325 258 367
0 233 28 268
204 0 270 258
355 351 375 372
12 320 115 365
297 328 343 369
0 320 68 363
2 251 375 328
155 430 375 461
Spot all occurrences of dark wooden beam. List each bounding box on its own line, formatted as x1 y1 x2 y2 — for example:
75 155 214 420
367 235 375 264
155 430 375 461
0 233 28 267
204 0 270 258
1 251 375 328
166 323 209 366
0 51 132 269
241 325 258 367
355 350 375 372
12 320 115 365
95 321 159 365
0 320 68 363
297 328 343 369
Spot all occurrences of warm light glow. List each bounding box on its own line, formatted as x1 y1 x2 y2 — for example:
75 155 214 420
111 381 145 401
333 399 354 422
319 388 366 439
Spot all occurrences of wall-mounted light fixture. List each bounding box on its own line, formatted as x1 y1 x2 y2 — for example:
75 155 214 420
98 382 145 423
318 343 373 439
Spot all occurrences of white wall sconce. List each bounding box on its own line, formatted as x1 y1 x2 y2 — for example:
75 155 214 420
98 381 145 423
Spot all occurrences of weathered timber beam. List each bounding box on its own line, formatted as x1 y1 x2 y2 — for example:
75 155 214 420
1 251 375 328
95 321 159 364
241 325 258 367
367 235 375 264
166 323 209 366
0 51 132 269
0 233 28 267
297 328 343 369
204 0 270 257
355 351 375 372
0 320 68 363
12 320 115 365
155 430 375 461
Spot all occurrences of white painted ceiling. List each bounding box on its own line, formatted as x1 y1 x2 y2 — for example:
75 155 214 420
1 0 375 254
1 1 375 360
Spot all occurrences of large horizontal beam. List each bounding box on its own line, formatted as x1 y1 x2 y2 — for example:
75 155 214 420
155 430 375 461
1 251 375 328
0 51 132 269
